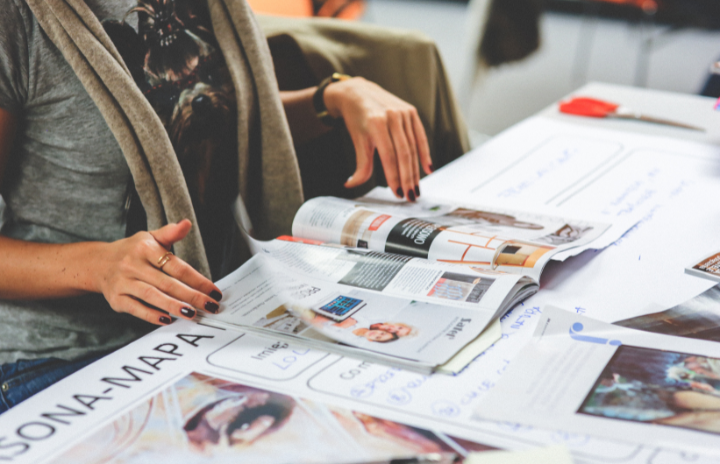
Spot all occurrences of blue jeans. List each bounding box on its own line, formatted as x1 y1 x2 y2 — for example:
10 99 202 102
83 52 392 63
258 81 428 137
0 353 106 414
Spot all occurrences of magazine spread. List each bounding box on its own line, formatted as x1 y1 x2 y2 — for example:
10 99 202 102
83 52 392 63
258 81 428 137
195 193 611 373
200 241 532 372
474 306 720 456
291 195 610 281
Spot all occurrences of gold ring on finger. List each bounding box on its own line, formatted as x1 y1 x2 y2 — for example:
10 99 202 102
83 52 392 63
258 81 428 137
156 251 173 269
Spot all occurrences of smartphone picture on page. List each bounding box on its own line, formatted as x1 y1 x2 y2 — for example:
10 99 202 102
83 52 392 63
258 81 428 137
314 295 366 321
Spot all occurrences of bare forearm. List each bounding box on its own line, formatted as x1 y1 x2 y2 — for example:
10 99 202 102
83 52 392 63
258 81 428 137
0 221 224 325
0 235 105 299
280 88 331 146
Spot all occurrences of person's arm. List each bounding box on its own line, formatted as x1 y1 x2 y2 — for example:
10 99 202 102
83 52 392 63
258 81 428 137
280 77 433 202
0 107 221 325
280 87 331 146
0 106 15 189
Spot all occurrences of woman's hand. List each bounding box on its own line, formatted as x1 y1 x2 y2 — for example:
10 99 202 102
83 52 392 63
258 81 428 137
323 77 433 201
94 219 222 325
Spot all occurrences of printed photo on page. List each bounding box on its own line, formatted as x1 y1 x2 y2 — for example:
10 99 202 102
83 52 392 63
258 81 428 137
686 251 720 283
615 285 720 341
579 345 720 435
49 372 497 464
474 306 720 456
292 294 486 364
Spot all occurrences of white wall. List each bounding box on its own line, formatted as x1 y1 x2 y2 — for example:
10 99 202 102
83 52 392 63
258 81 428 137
364 0 720 136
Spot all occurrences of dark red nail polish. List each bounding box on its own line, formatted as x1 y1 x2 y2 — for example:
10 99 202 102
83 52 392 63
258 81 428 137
205 301 219 313
181 307 196 318
209 290 222 301
414 185 420 197
396 187 404 198
407 190 416 202
159 316 172 325
429 164 434 173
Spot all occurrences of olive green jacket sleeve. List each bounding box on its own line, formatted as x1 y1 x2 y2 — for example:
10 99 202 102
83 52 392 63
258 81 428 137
258 15 470 197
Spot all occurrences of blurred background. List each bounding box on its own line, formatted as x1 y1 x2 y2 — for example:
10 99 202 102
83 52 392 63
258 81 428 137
250 0 720 145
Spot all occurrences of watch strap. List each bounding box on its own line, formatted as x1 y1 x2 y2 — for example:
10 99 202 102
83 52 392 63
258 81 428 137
313 72 351 127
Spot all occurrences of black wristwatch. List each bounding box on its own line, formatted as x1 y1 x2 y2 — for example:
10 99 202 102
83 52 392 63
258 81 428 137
313 72 351 127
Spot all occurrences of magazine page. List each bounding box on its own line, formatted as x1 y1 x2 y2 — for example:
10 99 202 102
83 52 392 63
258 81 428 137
201 244 531 368
474 306 720 456
291 196 609 281
360 187 622 261
615 285 720 341
258 240 525 310
685 250 720 283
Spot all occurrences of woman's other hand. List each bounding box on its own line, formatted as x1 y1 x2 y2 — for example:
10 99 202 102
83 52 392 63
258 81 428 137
94 219 222 325
323 77 432 201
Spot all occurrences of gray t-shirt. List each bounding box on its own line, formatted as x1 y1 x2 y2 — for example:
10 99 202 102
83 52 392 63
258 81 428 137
0 0 154 364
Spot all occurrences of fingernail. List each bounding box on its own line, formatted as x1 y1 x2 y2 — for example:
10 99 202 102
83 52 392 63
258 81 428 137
429 164 434 173
414 185 420 198
407 190 416 202
205 301 219 313
396 187 404 199
159 316 172 325
181 307 196 318
209 290 222 301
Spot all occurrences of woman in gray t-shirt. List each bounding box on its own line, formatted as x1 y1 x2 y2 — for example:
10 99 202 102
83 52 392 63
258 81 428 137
0 0 434 413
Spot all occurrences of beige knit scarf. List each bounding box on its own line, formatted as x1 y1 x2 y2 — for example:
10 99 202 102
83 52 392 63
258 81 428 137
24 0 304 278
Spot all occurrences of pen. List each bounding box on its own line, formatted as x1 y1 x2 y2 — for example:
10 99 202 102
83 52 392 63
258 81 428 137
342 452 458 464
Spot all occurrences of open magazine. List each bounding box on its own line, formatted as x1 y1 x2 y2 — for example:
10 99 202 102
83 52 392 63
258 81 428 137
200 192 610 374
291 193 608 280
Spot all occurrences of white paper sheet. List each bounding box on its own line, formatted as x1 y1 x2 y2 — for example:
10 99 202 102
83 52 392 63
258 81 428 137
423 117 720 321
476 306 720 457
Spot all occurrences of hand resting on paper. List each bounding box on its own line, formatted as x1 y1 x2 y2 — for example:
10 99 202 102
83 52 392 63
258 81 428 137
0 216 222 326
93 220 222 325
